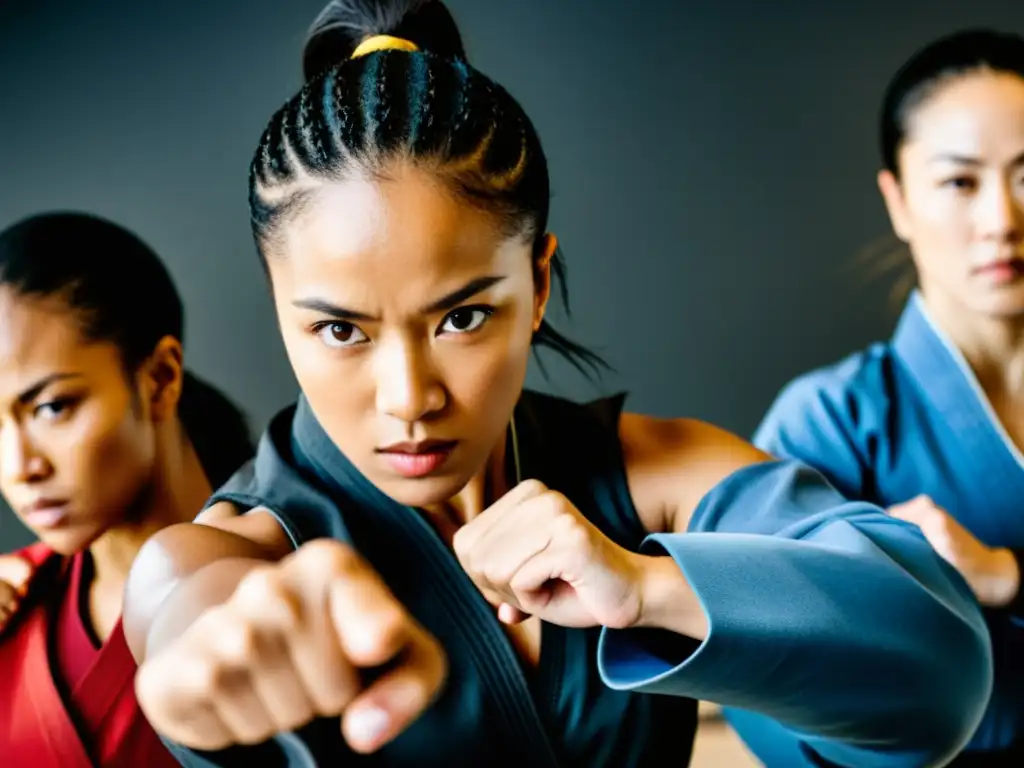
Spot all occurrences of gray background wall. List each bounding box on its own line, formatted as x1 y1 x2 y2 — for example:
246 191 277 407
1 0 1022 548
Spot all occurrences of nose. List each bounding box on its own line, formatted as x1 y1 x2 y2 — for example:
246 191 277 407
976 178 1023 244
0 422 51 487
374 335 445 424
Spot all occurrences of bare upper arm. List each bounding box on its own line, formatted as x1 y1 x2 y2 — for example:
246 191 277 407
121 501 295 657
193 501 295 548
620 412 772 535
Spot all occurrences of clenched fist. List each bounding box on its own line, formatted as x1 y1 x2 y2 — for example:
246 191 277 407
889 495 1020 607
134 539 447 754
453 479 646 629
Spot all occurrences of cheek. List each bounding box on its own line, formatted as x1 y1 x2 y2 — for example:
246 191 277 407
280 327 374 456
437 305 534 422
904 190 971 265
906 183 962 226
60 404 153 515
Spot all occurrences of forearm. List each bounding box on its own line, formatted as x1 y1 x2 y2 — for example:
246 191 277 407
122 521 281 662
598 461 992 766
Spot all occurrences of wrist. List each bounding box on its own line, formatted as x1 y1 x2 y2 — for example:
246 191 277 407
632 554 708 640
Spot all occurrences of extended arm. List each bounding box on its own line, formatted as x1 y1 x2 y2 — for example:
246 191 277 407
601 414 992 767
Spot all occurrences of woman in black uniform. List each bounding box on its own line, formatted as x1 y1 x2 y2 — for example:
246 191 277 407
123 3 992 766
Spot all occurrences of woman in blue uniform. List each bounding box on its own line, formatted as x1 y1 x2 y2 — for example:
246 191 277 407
727 28 1024 767
122 4 992 767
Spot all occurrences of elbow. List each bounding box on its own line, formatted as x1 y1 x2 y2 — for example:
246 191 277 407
915 558 995 762
921 617 993 764
876 597 992 767
807 620 992 768
823 565 993 766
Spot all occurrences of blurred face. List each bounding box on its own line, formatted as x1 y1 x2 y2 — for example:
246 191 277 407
879 70 1024 317
0 289 158 555
268 163 552 508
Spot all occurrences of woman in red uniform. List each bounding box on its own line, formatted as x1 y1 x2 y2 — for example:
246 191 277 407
0 211 254 767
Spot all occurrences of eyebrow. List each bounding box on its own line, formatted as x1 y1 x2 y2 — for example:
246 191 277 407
16 373 83 405
292 275 507 321
928 151 1024 167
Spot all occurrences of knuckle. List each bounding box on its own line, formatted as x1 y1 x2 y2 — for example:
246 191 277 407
145 642 229 705
134 660 171 711
539 490 569 515
567 522 590 550
185 656 230 699
518 479 547 496
298 538 361 576
213 617 261 664
370 604 411 650
481 564 510 587
233 566 278 606
554 508 583 536
451 527 471 559
235 568 301 631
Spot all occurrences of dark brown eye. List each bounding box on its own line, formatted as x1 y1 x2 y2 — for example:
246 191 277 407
943 176 977 192
34 398 76 421
316 321 368 348
439 306 493 335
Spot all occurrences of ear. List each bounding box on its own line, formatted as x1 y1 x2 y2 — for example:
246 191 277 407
532 233 556 332
136 336 185 423
877 169 913 243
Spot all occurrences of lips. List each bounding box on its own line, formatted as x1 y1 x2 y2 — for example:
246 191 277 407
20 499 70 529
974 257 1024 283
377 439 456 454
376 440 458 479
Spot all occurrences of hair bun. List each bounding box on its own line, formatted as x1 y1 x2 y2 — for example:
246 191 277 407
302 0 467 83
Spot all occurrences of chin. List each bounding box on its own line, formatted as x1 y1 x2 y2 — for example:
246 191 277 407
967 286 1024 318
373 472 475 509
31 528 95 557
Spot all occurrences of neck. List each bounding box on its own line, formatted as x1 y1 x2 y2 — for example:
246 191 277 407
422 423 513 531
88 418 212 589
921 288 1024 397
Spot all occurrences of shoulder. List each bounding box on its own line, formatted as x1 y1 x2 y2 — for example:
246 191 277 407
193 502 294 555
619 412 769 534
752 344 909 499
755 345 901 452
762 345 898 431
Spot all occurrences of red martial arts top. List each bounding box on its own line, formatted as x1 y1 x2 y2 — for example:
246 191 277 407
0 542 179 767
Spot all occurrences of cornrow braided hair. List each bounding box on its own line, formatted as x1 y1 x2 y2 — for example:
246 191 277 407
247 0 608 378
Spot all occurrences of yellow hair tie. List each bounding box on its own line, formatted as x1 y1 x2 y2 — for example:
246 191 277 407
351 35 420 59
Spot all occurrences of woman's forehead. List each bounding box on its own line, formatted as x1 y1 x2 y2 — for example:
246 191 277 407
905 73 1024 159
273 171 534 304
0 291 112 398
0 290 77 360
276 235 533 321
281 168 515 265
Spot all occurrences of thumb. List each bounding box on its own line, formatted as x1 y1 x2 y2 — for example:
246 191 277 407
339 624 447 754
497 603 530 625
